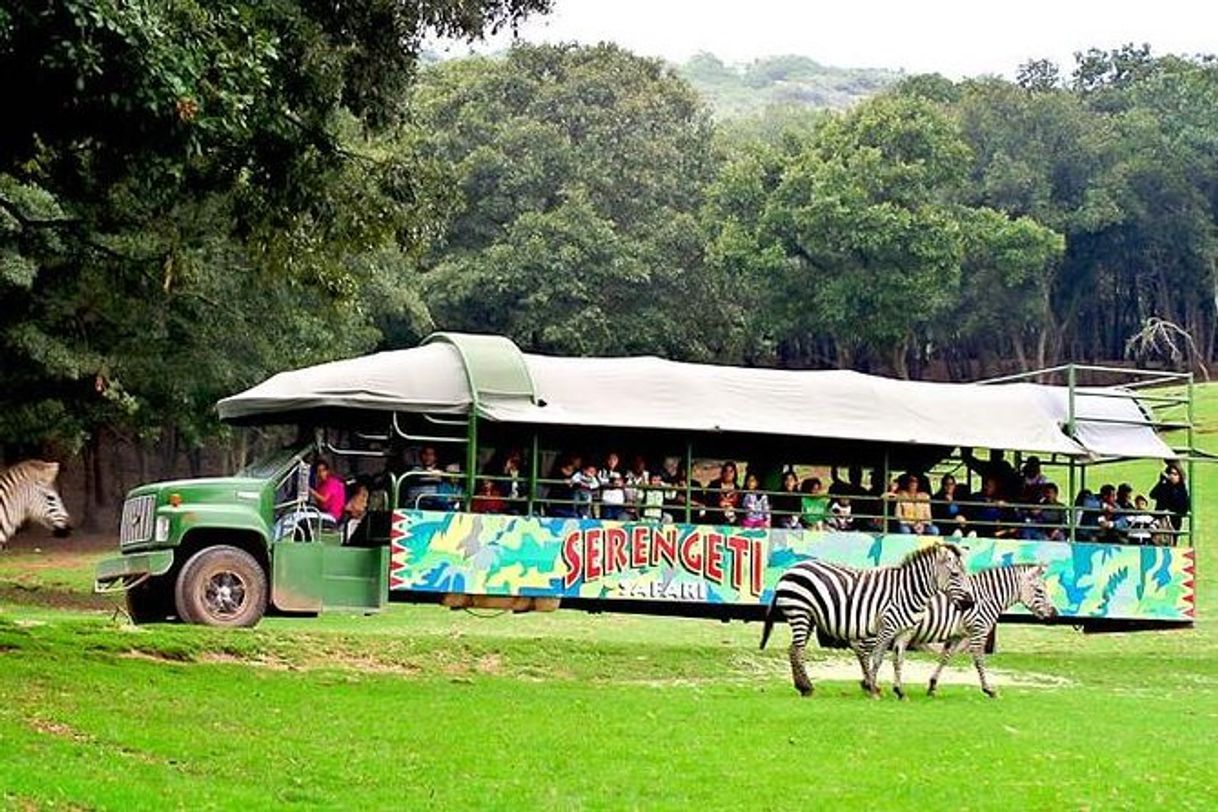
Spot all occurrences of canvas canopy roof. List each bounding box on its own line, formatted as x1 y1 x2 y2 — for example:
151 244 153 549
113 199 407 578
217 333 1177 460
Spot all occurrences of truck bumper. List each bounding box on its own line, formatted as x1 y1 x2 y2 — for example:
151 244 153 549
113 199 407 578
94 550 176 593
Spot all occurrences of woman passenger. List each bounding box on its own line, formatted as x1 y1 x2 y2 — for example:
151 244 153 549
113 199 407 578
891 473 937 536
773 469 802 529
708 461 740 525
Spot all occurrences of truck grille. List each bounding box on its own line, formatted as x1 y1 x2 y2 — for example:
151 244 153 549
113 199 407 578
120 495 157 545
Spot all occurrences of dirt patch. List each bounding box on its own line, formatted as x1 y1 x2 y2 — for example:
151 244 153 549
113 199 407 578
806 658 1073 689
2 528 116 556
0 584 112 611
119 648 195 664
198 651 298 671
27 716 93 743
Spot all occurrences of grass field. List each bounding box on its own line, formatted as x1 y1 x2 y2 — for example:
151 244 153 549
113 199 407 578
2 395 1217 809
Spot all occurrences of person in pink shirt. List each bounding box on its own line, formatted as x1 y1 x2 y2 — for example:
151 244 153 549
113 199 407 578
310 458 346 521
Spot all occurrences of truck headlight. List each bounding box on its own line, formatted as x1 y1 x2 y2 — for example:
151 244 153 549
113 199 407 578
154 515 171 543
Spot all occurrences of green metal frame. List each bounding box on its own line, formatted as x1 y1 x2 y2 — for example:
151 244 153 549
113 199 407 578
422 332 539 498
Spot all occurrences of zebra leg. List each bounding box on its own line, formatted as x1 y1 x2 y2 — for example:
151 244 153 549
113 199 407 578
851 641 873 694
891 640 908 701
969 633 998 698
927 638 965 696
787 614 815 697
867 627 899 699
788 643 814 697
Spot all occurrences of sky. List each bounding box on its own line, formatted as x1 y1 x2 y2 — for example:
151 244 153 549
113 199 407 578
431 0 1215 78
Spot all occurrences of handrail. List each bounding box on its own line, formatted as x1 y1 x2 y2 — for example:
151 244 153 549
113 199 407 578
391 412 469 444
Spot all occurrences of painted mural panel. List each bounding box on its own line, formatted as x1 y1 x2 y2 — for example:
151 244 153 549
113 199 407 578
388 510 1195 622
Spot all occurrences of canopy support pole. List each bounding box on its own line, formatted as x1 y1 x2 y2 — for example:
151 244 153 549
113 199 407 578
528 432 539 517
1187 372 1196 546
686 440 696 523
1067 459 1077 543
881 450 890 532
466 413 478 507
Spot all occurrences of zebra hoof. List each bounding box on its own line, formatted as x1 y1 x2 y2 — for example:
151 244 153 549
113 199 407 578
983 688 999 699
894 687 907 701
927 686 938 697
858 679 871 693
798 686 814 698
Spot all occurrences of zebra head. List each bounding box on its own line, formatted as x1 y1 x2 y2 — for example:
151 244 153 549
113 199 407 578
1017 564 1057 619
30 482 72 538
935 544 975 611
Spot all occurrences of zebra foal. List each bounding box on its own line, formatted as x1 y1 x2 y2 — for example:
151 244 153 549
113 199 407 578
0 460 72 548
889 563 1057 699
760 543 975 698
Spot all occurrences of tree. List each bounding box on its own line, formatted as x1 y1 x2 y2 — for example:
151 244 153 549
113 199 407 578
0 0 549 511
705 95 977 375
409 44 739 360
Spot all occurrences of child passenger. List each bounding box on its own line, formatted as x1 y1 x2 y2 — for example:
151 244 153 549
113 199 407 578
571 463 599 519
471 478 507 514
741 472 770 529
641 471 667 523
800 477 830 531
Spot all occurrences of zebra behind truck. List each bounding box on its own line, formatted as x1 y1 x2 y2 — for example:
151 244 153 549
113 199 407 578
0 460 72 548
760 543 976 698
888 563 1057 699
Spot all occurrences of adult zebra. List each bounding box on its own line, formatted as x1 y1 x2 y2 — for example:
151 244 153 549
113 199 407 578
0 460 72 548
887 563 1057 699
760 543 975 697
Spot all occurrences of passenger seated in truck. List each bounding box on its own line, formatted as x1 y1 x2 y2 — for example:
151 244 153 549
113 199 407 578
310 458 346 522
471 478 507 514
403 445 444 509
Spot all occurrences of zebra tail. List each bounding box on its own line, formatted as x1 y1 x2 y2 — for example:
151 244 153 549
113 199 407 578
759 590 778 650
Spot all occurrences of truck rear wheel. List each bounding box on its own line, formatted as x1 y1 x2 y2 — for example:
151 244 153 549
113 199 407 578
174 546 267 628
125 575 176 624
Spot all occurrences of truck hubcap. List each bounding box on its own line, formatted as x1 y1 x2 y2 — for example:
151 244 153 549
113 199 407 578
203 571 246 618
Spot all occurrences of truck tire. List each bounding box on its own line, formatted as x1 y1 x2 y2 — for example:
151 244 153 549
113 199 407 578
174 546 268 628
125 575 176 624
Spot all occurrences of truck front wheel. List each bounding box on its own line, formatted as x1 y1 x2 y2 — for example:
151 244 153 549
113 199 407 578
174 546 267 628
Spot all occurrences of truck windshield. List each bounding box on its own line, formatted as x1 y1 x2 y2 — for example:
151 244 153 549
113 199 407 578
239 445 309 480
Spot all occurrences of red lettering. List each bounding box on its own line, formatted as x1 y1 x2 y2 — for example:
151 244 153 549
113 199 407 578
680 532 703 575
704 532 724 583
725 536 750 592
630 526 650 568
654 527 678 568
606 527 628 575
562 531 583 589
585 528 603 582
750 540 765 596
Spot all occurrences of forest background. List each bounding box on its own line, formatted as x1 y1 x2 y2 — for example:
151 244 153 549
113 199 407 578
2 2 1216 523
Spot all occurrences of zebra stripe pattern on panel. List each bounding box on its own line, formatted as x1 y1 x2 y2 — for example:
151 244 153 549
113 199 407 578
889 563 1057 699
0 461 72 548
759 543 975 698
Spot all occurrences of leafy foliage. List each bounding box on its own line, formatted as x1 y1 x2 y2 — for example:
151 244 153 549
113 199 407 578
408 44 742 360
0 0 547 454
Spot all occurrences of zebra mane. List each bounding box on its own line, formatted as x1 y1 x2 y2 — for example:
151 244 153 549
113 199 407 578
898 542 959 567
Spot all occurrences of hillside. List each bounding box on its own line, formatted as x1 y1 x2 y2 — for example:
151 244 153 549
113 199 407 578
675 52 902 117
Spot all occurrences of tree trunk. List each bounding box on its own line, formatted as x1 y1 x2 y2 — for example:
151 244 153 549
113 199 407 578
81 434 100 532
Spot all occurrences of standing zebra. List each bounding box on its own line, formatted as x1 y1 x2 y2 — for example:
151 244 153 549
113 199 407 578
887 563 1057 699
760 543 975 698
0 461 72 548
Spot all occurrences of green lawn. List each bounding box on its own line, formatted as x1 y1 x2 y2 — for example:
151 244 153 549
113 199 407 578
2 387 1216 810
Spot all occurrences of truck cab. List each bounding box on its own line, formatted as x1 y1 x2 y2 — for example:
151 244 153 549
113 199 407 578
96 443 389 626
